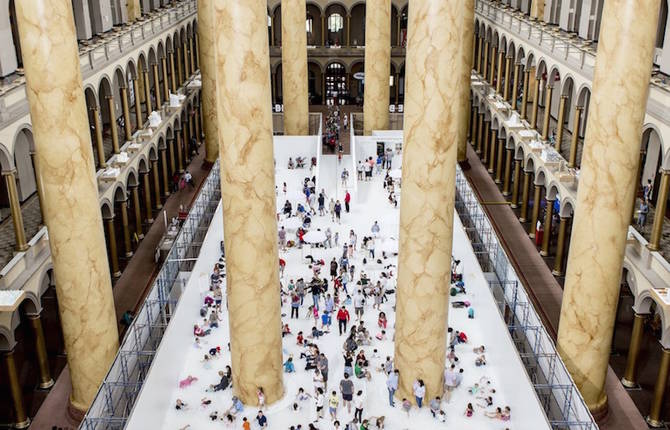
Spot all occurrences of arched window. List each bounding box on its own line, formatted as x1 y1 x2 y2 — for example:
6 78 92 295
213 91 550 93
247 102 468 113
328 13 344 32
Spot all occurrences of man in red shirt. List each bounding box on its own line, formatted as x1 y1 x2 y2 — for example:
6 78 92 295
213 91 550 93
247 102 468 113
337 306 350 336
344 191 351 213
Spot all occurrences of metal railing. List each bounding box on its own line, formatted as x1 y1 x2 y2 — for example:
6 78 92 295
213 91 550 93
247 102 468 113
80 161 221 430
454 167 597 430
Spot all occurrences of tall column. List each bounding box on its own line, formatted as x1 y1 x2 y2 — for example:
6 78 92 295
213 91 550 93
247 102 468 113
168 138 176 174
395 0 463 403
151 62 162 108
212 0 283 405
183 122 190 164
2 350 30 429
456 0 475 163
130 185 143 239
120 200 133 257
152 160 162 210
104 215 121 278
363 0 391 135
555 95 568 151
495 50 503 93
556 0 661 415
176 132 184 172
29 152 47 224
176 45 184 85
189 36 196 74
541 84 553 140
476 36 483 74
143 69 153 114
346 15 351 46
160 148 170 198
195 106 201 143
476 112 484 154
488 128 497 173
321 15 326 46
3 170 28 252
160 55 170 100
482 121 490 164
495 137 505 183
552 215 570 276
520 70 530 119
540 198 555 256
15 0 119 412
126 0 141 21
168 49 177 93
503 56 512 101
621 312 646 388
120 85 133 141
568 105 584 168
489 46 497 86
197 0 219 163
519 170 531 222
281 0 309 135
27 315 54 389
92 106 107 169
530 77 540 130
471 107 479 149
183 40 190 79
106 96 120 154
482 41 489 83
530 0 545 21
510 63 521 104
502 148 513 196
511 158 522 207
132 77 143 129
647 347 670 427
528 183 542 238
142 172 153 223
648 170 670 251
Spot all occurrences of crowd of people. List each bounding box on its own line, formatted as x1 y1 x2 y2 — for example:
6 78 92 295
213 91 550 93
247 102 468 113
170 151 515 429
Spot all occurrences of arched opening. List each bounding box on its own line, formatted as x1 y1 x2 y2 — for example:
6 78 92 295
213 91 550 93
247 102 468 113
399 6 408 47
306 3 322 46
308 61 324 105
13 128 36 203
657 0 669 48
325 62 348 106
350 4 366 46
8 0 22 69
273 6 282 46
350 61 365 106
325 4 346 46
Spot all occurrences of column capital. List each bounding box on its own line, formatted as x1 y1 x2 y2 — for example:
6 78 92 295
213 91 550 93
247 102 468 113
105 94 113 101
1 168 17 176
561 94 569 100
102 213 115 221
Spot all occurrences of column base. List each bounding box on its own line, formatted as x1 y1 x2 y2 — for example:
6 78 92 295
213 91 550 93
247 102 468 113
646 416 665 428
502 191 511 197
125 251 134 258
202 159 215 169
67 398 86 423
138 234 144 240
551 269 564 277
620 377 638 389
529 233 535 239
539 250 549 257
647 243 660 252
495 179 502 185
146 218 154 224
14 418 30 429
113 271 122 279
38 378 55 390
487 168 494 174
178 169 185 174
519 217 527 222
16 244 30 252
475 149 481 155
156 204 163 210
511 203 518 209
163 192 170 198
589 395 609 423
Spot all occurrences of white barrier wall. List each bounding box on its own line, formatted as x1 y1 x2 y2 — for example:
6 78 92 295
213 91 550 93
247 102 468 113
273 135 320 170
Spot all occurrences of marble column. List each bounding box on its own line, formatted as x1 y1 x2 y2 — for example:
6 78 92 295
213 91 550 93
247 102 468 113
197 0 219 163
395 0 463 403
152 160 162 210
495 137 505 183
482 121 490 164
132 77 143 129
29 152 47 224
552 215 570 276
519 170 531 222
647 347 670 427
27 315 54 389
189 36 196 74
648 169 670 251
160 148 170 198
2 170 28 252
556 0 661 415
528 183 542 238
541 84 553 140
495 50 503 93
142 172 153 223
476 112 484 154
127 0 141 21
456 0 475 163
120 200 133 257
482 41 489 84
363 0 391 135
489 46 497 86
530 0 545 21
511 63 521 106
168 138 177 174
131 185 143 239
476 36 483 74
3 350 29 428
143 69 153 114
212 0 283 405
488 128 497 173
568 105 583 168
92 106 107 169
183 40 190 79
530 77 540 130
160 55 170 101
621 312 646 388
106 96 120 154
168 49 178 92
15 0 119 412
511 158 522 208
151 62 162 107
555 95 568 151
281 0 309 135
120 85 133 141
176 132 184 172
176 45 184 85
540 198 554 256
471 107 479 150
503 56 512 101
521 70 530 119
104 215 121 278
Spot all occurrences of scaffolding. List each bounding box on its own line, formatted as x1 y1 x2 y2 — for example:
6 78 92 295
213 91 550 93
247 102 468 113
455 167 597 430
80 161 221 430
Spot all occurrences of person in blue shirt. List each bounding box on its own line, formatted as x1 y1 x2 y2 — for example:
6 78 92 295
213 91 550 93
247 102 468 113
256 410 268 428
284 356 296 373
387 369 399 407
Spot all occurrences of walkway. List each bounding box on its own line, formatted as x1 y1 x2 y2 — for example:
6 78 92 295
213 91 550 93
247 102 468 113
460 146 647 429
29 145 213 429
0 193 43 268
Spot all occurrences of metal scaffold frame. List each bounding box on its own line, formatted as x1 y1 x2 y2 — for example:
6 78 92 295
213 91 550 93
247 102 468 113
81 161 222 430
454 167 597 430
